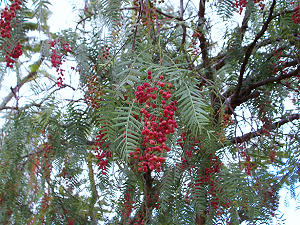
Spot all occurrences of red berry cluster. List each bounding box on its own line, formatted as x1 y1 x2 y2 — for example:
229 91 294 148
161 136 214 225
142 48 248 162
255 182 278 217
240 151 254 176
271 48 289 76
0 0 21 38
28 153 40 194
41 193 51 212
269 150 276 163
189 29 202 56
177 133 203 170
112 18 122 39
177 133 187 149
194 155 222 188
177 133 189 170
67 218 75 225
153 193 160 209
122 192 135 219
185 154 231 217
84 74 103 109
49 39 72 87
129 71 178 173
133 0 159 27
94 128 111 175
196 156 223 205
221 107 233 128
258 97 272 137
97 45 111 60
41 143 54 179
4 41 22 68
0 192 4 207
0 0 22 68
145 193 160 211
233 0 247 14
292 6 300 24
132 214 145 225
261 123 271 136
215 107 234 144
254 0 265 11
233 0 264 14
59 209 75 224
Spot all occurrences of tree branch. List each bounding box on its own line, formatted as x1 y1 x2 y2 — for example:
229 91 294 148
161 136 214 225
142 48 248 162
0 102 42 111
0 57 44 110
155 7 183 21
0 73 36 110
240 0 252 38
179 0 186 48
128 170 155 224
121 6 183 21
248 65 299 90
225 65 299 112
87 154 98 224
213 37 283 72
233 0 277 98
197 0 210 73
232 113 299 144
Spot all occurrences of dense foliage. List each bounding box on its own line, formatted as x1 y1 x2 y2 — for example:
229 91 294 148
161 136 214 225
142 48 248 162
0 0 299 224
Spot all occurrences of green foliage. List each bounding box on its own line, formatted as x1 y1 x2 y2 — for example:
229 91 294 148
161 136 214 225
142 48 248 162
175 79 210 137
111 102 143 160
0 0 299 224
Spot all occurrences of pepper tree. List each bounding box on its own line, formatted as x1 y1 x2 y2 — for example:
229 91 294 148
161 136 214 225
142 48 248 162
0 0 299 224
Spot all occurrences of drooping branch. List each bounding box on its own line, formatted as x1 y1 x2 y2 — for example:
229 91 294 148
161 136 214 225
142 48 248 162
232 113 299 144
